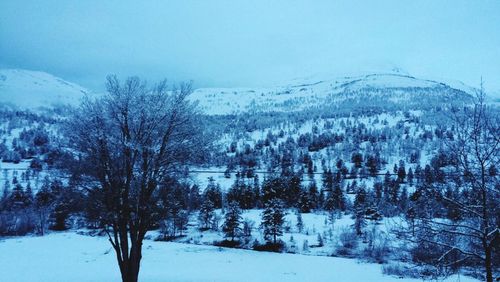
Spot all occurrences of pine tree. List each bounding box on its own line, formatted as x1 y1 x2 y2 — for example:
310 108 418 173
373 182 383 204
353 185 367 235
252 174 261 208
11 182 26 209
407 167 414 186
298 188 312 213
222 201 242 241
188 184 201 211
399 185 408 212
317 233 324 247
261 198 286 244
332 183 345 211
198 199 215 230
365 155 379 176
24 182 34 207
1 180 11 210
302 239 309 252
242 218 254 237
285 175 301 207
296 211 304 233
204 178 223 208
50 201 70 230
308 181 319 210
397 160 406 182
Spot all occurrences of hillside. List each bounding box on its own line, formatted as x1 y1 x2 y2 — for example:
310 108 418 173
190 73 475 115
0 69 89 109
0 69 477 114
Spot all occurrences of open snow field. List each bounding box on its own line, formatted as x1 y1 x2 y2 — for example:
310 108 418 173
0 232 476 282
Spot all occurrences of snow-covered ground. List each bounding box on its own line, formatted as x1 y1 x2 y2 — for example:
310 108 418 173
190 73 474 115
0 69 89 109
0 232 476 282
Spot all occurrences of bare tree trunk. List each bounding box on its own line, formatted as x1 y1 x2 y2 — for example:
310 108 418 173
484 243 492 282
117 242 142 282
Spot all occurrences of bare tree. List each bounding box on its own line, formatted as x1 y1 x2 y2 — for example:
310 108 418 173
66 75 206 282
413 86 499 281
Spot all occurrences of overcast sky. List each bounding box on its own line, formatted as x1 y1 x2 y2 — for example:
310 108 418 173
1 0 499 91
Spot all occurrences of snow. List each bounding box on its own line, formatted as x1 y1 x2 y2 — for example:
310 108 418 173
0 232 477 282
0 69 90 109
0 68 475 114
189 73 474 115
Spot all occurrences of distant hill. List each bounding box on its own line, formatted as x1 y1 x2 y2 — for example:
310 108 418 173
0 69 90 109
0 69 478 114
190 73 475 115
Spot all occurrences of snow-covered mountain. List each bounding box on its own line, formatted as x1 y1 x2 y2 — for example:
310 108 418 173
0 69 89 109
0 69 476 114
191 73 475 115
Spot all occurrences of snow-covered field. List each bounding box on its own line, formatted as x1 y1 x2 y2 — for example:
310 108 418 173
0 232 476 282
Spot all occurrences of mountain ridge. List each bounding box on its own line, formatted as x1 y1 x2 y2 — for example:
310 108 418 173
0 69 478 114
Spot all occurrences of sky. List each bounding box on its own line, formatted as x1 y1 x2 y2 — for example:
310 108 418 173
0 0 499 92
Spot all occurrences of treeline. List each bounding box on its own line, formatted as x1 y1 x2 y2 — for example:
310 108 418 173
0 150 474 238
0 176 83 235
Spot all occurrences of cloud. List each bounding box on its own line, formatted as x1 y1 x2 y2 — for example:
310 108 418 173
1 0 499 91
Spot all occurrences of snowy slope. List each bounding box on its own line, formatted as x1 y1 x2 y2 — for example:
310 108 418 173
0 69 89 109
0 69 476 114
0 232 477 282
190 73 475 115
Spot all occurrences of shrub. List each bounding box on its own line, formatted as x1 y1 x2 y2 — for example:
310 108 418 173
214 239 242 248
336 227 358 257
252 240 285 253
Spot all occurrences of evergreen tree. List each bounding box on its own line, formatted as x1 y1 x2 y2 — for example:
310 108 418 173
222 201 242 241
285 175 301 207
204 178 223 208
50 201 70 230
252 174 261 208
307 181 319 210
188 184 201 211
242 218 254 237
365 154 379 176
11 182 26 209
317 233 324 247
332 183 345 211
1 180 11 210
373 182 383 204
307 159 314 178
297 188 312 213
24 182 34 207
399 185 408 212
261 198 286 244
261 177 286 204
35 182 57 234
296 211 304 233
351 152 363 168
397 160 406 182
353 185 367 235
407 167 414 186
198 199 215 230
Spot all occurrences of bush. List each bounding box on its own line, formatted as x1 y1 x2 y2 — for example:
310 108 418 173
363 229 391 263
382 263 420 279
214 239 242 248
336 228 358 257
382 263 443 280
252 240 285 253
0 210 37 236
363 241 390 264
